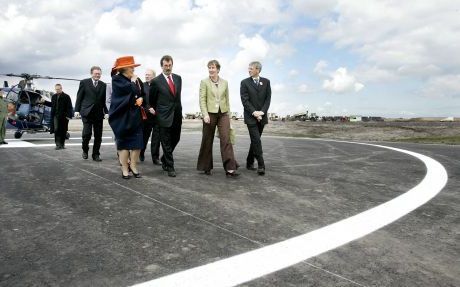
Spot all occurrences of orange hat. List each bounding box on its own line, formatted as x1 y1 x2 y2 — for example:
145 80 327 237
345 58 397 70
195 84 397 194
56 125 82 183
111 56 141 76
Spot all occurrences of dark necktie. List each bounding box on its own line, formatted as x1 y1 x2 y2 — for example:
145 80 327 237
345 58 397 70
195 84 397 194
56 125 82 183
167 75 176 96
94 80 98 88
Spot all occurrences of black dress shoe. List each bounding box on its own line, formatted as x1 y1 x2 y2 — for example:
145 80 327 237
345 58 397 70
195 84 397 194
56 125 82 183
226 171 240 178
140 154 145 162
246 164 257 171
92 155 102 162
204 170 212 175
82 152 88 159
55 146 61 150
153 159 161 165
2 141 8 144
161 163 168 171
121 172 131 179
168 170 176 177
128 166 142 178
257 167 265 176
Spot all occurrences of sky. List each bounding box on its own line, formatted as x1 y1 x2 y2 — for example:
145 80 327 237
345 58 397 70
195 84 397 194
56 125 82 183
0 0 459 117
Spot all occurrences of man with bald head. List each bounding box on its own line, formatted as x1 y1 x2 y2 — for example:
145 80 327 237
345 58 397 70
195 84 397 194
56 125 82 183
141 68 161 164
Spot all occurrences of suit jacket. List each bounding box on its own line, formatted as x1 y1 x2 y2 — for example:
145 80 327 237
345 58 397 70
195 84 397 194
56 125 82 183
199 78 230 117
240 77 271 125
149 73 182 128
75 78 108 120
108 74 143 139
50 92 73 120
142 81 155 123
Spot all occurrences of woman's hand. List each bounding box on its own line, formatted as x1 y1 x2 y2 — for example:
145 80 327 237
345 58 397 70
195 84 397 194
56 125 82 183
203 115 210 124
135 97 143 106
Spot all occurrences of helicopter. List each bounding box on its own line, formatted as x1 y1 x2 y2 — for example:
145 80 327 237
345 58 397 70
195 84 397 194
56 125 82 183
1 73 80 139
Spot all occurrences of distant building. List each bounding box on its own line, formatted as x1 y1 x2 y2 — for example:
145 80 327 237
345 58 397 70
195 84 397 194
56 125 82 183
349 115 362 122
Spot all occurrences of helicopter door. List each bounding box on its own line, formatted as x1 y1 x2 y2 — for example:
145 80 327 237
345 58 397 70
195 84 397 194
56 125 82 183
17 91 31 118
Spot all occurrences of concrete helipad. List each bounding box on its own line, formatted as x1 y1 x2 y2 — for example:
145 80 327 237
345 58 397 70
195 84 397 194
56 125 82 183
0 132 458 287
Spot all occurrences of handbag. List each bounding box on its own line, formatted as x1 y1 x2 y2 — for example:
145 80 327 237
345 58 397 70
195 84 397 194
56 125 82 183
135 79 148 121
140 106 148 120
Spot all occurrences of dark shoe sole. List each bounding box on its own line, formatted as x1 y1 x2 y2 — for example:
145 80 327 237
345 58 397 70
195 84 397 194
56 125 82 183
226 172 240 178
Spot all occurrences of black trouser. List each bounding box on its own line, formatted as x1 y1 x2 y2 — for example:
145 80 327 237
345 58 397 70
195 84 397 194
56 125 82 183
159 120 182 171
141 120 160 161
54 117 68 147
246 122 265 168
81 116 103 156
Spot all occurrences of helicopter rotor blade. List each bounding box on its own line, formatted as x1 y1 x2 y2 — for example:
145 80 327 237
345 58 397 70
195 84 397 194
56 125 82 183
38 76 81 81
0 73 80 81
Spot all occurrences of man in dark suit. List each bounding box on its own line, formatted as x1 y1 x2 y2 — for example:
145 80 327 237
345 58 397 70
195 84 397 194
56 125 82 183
50 84 73 150
75 66 108 161
141 68 161 165
149 55 182 177
240 61 271 175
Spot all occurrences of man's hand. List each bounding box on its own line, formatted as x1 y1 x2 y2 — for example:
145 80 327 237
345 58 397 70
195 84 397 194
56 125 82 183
252 111 264 118
203 115 210 124
74 112 80 118
135 97 143 106
148 107 156 115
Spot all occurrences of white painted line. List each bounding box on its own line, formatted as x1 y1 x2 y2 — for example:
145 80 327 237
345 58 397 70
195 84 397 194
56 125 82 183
0 142 116 148
131 140 448 287
0 140 36 148
5 136 113 141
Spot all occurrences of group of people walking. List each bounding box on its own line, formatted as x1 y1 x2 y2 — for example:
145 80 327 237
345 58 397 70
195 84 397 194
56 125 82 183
52 55 271 179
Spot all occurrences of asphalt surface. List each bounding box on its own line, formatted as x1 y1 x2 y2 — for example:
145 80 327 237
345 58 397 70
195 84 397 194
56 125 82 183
0 131 458 287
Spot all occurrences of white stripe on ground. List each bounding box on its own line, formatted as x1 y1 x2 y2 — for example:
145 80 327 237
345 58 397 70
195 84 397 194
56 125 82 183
5 136 112 141
0 140 36 147
0 142 115 148
130 140 448 287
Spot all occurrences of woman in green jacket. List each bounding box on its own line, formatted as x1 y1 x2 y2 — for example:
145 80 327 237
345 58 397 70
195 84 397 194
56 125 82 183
197 60 239 177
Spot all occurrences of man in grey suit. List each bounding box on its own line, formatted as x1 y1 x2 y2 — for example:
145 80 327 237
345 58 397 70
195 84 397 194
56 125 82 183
149 55 182 177
74 66 108 161
240 61 271 175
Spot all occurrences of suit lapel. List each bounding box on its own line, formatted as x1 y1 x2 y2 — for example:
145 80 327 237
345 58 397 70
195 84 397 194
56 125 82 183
247 77 259 93
172 74 179 97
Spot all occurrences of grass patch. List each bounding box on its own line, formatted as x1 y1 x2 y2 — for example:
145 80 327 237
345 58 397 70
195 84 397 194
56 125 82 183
395 136 460 145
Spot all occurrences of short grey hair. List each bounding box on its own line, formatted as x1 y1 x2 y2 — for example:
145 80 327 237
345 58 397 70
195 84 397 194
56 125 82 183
90 66 102 73
145 69 156 77
249 61 262 72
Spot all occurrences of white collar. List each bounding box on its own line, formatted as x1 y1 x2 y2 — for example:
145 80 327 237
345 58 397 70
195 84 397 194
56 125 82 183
163 73 173 81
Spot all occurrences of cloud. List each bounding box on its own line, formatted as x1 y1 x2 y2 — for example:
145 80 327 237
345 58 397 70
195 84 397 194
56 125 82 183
272 83 286 92
292 0 338 18
314 60 328 75
323 67 364 93
421 74 460 98
229 34 270 72
298 84 309 93
316 1 459 97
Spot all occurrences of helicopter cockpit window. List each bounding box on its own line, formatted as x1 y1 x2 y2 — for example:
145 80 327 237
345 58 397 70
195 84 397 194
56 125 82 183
5 88 19 103
19 91 29 104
